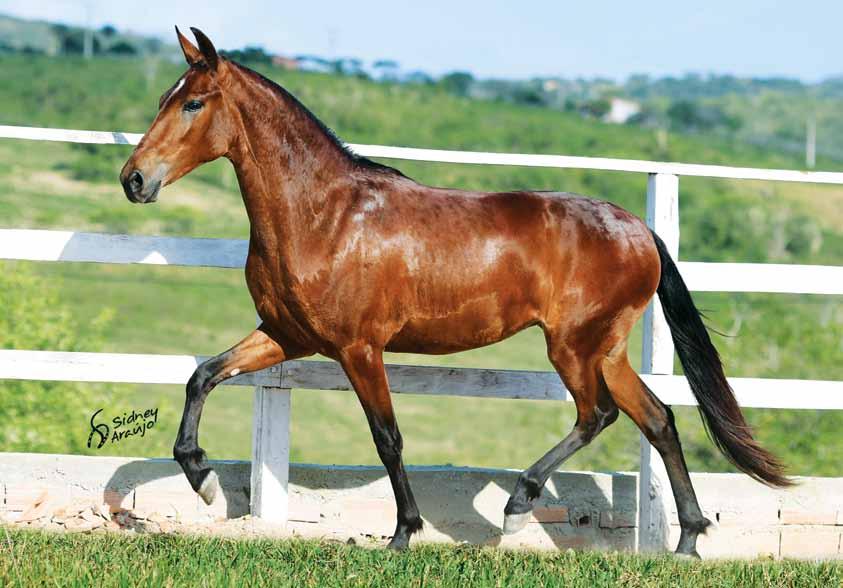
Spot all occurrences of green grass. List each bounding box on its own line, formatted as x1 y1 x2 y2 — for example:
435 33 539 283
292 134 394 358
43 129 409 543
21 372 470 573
1 529 840 588
1 54 842 477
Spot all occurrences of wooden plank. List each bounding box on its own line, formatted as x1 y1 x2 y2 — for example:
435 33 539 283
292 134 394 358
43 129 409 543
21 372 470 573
281 360 570 401
638 172 678 552
4 124 843 184
0 351 840 409
678 261 843 295
0 229 247 269
3 232 841 296
0 125 143 145
0 350 280 387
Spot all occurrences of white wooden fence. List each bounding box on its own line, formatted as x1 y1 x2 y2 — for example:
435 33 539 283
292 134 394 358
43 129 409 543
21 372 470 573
2 124 843 551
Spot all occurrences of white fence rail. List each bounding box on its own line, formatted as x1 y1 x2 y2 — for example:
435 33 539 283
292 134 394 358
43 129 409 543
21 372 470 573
2 124 842 552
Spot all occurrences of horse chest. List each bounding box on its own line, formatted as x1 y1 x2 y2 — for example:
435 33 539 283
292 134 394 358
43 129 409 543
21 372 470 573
244 252 321 347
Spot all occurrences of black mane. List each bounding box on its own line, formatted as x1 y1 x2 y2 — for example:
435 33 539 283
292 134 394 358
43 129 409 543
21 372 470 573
227 59 407 177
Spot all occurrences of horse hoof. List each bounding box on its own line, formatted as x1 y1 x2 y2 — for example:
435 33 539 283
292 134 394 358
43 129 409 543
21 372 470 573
386 536 409 551
502 512 530 534
198 469 219 505
674 550 701 560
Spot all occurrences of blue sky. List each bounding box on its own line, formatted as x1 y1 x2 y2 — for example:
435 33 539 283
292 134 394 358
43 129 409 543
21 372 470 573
1 0 840 81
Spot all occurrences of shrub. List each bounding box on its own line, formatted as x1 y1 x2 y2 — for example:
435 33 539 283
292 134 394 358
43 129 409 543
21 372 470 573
0 263 113 453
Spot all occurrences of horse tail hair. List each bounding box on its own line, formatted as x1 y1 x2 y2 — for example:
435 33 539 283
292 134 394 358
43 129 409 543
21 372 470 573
650 230 792 487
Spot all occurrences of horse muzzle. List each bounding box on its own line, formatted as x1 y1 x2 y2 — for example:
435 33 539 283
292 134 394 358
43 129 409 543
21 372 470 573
120 168 161 204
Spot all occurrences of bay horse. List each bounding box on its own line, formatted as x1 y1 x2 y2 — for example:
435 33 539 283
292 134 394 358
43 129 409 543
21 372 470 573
120 27 789 556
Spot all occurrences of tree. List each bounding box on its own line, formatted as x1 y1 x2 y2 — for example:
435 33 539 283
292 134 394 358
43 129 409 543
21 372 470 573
108 41 137 56
440 71 474 97
373 59 399 82
580 98 611 119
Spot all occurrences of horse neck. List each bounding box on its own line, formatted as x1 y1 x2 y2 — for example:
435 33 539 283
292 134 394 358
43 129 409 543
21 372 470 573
224 64 355 252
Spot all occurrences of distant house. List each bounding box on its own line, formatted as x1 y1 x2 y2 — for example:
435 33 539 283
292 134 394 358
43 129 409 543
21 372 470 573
604 97 641 124
271 55 300 71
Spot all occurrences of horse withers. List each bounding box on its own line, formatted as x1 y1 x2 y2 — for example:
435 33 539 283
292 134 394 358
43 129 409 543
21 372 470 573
119 27 790 556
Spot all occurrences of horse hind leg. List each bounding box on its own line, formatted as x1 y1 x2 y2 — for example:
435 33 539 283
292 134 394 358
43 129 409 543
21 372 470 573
600 348 711 557
503 346 619 534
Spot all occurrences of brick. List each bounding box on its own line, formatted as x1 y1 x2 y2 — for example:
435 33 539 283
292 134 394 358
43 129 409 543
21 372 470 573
780 527 841 559
570 511 597 528
780 510 839 526
533 506 569 524
715 509 778 527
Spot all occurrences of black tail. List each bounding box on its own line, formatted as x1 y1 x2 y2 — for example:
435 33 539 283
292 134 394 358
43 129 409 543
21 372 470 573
651 231 791 487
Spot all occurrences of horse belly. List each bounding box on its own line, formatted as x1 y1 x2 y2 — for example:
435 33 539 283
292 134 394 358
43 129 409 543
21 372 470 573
386 289 541 354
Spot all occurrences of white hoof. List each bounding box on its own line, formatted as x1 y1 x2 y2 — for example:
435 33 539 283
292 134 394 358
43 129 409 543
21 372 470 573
502 512 531 535
198 470 219 505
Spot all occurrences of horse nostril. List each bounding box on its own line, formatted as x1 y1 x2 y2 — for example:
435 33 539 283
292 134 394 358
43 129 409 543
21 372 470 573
129 170 144 192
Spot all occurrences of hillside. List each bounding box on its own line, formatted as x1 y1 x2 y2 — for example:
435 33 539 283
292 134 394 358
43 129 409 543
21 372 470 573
0 53 841 477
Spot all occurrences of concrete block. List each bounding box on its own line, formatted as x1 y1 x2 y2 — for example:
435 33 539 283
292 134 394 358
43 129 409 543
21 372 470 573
68 486 134 512
670 524 780 559
288 498 321 523
780 527 841 559
334 498 396 537
134 489 199 519
600 510 636 529
780 510 839 526
5 485 70 511
3 454 843 558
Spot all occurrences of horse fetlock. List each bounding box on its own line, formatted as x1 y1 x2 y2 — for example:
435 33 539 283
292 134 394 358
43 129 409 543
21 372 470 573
173 444 206 465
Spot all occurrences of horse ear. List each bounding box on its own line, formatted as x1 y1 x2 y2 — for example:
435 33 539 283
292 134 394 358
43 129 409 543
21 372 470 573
175 26 202 66
190 27 219 71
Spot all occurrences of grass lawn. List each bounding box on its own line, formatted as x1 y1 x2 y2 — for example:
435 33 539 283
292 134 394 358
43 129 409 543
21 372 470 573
1 528 840 588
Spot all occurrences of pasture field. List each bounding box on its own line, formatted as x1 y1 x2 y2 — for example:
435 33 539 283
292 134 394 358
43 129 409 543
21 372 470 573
0 54 842 477
1 528 841 588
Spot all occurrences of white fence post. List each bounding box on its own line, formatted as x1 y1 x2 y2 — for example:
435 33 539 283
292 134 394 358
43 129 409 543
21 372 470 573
638 172 679 552
250 377 292 523
250 314 291 525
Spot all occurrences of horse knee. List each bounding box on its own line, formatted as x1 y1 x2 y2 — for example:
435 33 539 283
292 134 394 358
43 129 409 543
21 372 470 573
186 364 215 398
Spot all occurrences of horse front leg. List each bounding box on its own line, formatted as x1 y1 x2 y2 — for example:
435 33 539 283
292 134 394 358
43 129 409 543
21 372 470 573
173 325 305 504
338 343 423 550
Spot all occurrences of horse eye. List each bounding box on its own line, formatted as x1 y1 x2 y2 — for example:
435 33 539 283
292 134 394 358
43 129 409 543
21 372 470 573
183 100 203 113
